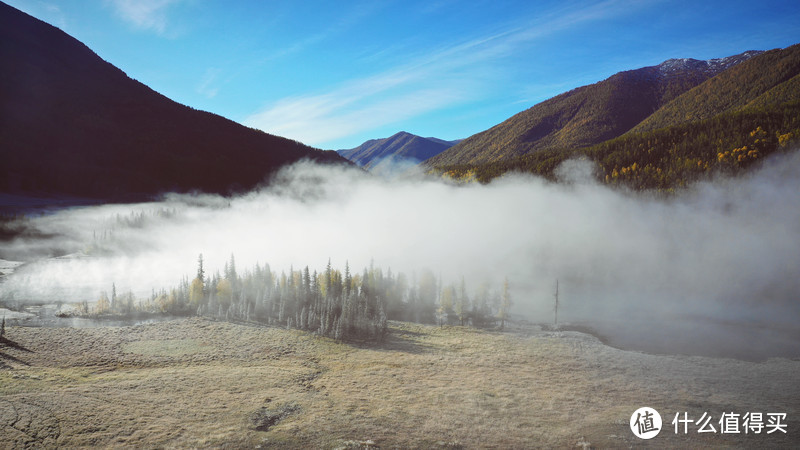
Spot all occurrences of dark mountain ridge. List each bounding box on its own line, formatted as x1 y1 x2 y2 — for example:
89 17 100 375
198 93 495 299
0 1 346 201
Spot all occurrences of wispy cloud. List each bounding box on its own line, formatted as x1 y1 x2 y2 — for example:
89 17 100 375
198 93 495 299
107 0 181 35
247 85 465 147
196 67 221 99
264 2 384 62
244 0 646 147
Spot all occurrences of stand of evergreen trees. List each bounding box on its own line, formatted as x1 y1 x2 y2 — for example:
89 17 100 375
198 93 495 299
92 255 512 343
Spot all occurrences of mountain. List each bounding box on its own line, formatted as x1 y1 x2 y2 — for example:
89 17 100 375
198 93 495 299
426 137 463 147
426 51 761 167
0 1 346 201
337 132 457 169
431 44 800 190
630 45 800 132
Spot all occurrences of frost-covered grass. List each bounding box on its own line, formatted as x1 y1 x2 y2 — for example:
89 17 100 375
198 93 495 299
0 318 798 448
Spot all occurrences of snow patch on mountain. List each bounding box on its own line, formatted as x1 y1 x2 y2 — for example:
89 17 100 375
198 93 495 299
658 50 763 75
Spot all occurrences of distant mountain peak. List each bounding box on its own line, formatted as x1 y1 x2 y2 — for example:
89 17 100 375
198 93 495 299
336 132 457 170
658 58 705 73
657 50 763 76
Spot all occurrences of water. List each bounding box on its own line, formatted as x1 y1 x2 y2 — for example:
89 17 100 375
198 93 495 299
2 304 184 328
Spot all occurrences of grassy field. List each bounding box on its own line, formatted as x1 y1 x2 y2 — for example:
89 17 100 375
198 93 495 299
1 317 798 448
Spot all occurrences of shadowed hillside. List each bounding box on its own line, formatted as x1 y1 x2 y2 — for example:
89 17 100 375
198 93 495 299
0 2 346 201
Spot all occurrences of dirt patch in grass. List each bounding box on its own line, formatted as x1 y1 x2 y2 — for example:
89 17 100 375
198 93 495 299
251 402 301 431
0 317 798 448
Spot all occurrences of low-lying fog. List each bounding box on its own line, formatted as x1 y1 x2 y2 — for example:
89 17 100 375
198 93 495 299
2 152 799 360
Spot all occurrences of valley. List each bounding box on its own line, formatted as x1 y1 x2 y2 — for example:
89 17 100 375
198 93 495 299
2 318 798 448
1 1 799 447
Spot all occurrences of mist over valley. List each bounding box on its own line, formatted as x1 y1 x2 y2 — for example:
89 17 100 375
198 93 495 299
3 153 799 360
2 0 800 446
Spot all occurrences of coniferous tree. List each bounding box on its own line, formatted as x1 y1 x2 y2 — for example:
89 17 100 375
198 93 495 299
438 285 454 326
408 282 420 324
303 266 311 305
325 259 333 298
344 261 352 299
197 254 205 283
497 277 512 330
455 277 469 326
228 254 237 282
418 269 438 324
111 283 117 312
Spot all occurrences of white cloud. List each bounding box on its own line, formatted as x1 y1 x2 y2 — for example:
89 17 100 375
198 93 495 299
244 72 467 146
107 0 180 35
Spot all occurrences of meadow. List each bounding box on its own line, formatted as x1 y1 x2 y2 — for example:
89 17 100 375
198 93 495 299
1 318 798 448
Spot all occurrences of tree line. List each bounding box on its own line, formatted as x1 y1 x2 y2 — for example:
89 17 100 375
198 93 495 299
90 254 513 343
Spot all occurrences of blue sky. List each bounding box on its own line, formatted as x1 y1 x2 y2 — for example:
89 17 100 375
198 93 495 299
7 0 800 149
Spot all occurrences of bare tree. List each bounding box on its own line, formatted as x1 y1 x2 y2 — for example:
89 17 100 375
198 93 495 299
553 280 560 328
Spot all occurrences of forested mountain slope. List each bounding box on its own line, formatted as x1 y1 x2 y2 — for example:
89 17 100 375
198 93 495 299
426 51 759 167
0 1 346 200
428 45 800 190
631 44 800 132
